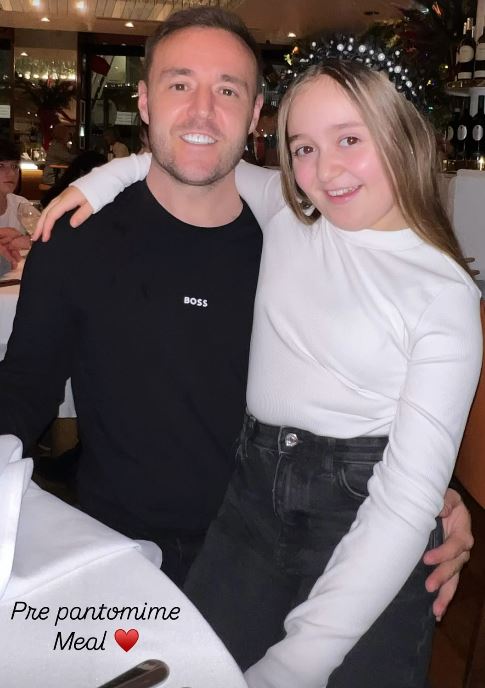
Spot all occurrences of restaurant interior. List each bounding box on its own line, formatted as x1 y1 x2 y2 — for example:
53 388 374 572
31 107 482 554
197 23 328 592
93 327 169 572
0 1 484 687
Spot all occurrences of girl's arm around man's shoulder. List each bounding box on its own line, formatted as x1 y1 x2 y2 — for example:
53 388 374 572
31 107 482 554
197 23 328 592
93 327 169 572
33 152 151 242
235 160 285 229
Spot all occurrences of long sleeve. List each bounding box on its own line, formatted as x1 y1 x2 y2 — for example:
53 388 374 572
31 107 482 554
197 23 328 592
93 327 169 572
71 152 151 212
0 224 76 448
71 154 285 224
235 161 284 229
245 281 482 688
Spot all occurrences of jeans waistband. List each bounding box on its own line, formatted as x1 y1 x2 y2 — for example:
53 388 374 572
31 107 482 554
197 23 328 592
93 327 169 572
242 411 388 458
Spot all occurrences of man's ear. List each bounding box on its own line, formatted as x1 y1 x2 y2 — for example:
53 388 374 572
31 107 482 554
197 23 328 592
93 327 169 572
138 80 149 125
248 93 264 135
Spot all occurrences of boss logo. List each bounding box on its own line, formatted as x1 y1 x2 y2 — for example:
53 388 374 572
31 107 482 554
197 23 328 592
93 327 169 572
184 296 208 308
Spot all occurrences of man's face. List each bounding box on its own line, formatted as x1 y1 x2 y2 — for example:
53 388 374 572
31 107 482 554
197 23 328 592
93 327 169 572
0 160 20 197
138 27 263 187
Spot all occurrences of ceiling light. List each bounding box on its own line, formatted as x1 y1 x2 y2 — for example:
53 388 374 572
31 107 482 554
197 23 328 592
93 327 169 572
41 16 50 22
287 32 296 38
31 0 40 6
125 21 134 28
76 0 85 8
20 51 28 57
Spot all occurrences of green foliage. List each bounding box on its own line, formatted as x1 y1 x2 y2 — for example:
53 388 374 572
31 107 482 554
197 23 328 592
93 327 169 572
361 0 477 128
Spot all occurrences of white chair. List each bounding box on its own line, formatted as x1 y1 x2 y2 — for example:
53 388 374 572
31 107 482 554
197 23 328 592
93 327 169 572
451 170 485 277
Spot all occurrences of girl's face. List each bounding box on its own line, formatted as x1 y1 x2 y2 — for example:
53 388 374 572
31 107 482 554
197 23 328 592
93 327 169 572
287 75 407 232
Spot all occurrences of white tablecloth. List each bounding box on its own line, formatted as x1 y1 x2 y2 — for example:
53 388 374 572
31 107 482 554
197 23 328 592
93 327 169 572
0 435 247 688
0 256 76 417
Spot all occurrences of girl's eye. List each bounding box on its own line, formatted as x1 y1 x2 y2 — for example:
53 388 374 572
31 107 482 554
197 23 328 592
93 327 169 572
340 136 359 147
293 145 314 158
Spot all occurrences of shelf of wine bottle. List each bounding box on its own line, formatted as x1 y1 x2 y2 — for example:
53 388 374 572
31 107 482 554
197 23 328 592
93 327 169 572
446 79 485 96
442 159 485 172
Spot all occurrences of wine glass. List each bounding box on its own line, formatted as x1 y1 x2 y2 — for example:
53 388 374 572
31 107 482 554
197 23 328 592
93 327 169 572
17 201 42 237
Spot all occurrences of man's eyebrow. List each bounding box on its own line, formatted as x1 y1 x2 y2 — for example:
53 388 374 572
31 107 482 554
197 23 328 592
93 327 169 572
220 74 250 93
158 68 249 92
159 67 194 78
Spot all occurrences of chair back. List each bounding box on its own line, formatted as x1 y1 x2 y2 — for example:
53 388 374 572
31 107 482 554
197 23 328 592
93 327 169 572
455 299 485 508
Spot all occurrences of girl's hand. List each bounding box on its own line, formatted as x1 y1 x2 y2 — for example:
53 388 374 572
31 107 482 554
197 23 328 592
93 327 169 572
33 188 94 243
424 488 473 621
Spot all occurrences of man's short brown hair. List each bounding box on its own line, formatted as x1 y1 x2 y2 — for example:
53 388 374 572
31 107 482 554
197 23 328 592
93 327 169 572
143 7 262 95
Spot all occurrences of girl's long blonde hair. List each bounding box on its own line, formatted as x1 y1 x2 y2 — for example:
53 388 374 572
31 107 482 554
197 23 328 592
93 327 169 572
277 61 471 274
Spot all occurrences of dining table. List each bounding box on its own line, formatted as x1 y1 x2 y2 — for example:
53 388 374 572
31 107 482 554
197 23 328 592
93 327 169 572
0 435 248 688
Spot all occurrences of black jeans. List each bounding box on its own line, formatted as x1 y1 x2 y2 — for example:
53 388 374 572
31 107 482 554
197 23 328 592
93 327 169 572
185 413 442 687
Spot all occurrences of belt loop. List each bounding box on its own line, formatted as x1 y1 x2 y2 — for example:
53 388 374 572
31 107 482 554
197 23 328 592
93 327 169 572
242 409 256 456
246 411 256 437
325 436 336 471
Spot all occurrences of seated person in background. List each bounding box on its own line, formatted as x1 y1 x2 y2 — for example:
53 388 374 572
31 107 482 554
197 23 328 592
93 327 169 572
103 127 129 161
42 124 75 187
41 151 107 208
0 139 31 274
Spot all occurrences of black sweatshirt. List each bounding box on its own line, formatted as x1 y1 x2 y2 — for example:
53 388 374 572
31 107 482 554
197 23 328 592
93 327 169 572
0 181 262 538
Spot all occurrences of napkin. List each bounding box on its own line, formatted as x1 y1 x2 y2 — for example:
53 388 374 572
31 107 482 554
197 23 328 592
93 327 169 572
0 434 161 602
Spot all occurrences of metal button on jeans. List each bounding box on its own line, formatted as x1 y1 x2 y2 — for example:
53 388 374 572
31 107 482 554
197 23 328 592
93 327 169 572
284 432 299 448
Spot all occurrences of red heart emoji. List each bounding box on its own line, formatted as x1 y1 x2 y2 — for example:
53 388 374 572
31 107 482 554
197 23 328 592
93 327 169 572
114 628 139 652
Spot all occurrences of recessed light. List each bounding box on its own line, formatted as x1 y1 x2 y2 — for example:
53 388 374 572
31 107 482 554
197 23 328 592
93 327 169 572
41 16 50 22
125 21 134 28
287 32 296 38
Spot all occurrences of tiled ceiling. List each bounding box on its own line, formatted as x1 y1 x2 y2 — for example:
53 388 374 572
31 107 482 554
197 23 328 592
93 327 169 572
0 0 414 42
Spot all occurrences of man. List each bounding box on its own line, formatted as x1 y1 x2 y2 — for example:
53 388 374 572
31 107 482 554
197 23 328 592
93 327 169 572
0 8 263 586
0 7 472 609
0 140 31 276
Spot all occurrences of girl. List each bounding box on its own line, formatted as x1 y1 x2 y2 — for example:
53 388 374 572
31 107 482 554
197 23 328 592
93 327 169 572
36 60 482 687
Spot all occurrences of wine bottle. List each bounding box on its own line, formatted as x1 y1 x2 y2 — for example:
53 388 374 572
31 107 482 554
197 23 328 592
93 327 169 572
467 94 485 164
457 18 476 80
455 22 466 80
447 105 461 158
455 100 472 161
474 22 485 78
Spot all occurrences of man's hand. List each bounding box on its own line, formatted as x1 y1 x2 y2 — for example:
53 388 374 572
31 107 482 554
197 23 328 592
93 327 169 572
424 487 473 621
33 187 93 243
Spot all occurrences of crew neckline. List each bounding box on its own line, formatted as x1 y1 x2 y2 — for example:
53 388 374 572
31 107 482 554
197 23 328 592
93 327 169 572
142 179 247 231
328 221 424 251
